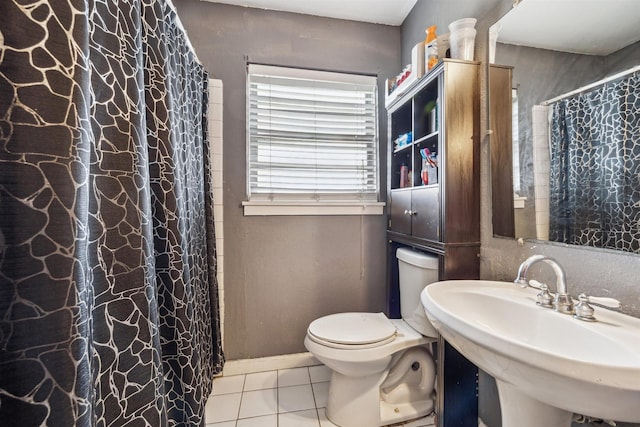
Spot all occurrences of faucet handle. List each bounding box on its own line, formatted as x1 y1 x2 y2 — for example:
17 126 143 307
528 279 545 290
534 283 554 308
581 294 621 309
518 279 555 308
574 293 621 322
530 279 574 314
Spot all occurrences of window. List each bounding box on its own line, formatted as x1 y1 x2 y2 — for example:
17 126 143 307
243 64 383 216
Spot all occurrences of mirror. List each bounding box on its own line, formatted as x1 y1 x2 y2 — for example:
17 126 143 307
489 0 640 254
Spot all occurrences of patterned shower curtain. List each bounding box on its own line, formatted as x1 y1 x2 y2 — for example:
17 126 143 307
549 70 640 253
0 0 224 425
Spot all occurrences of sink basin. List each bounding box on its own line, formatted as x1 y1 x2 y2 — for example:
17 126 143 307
420 280 640 426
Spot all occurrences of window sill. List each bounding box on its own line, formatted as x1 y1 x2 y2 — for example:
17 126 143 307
242 201 386 216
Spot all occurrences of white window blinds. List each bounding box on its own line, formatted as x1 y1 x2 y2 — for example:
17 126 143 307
247 64 379 202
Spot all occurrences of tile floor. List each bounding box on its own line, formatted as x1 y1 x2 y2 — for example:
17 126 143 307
205 365 435 427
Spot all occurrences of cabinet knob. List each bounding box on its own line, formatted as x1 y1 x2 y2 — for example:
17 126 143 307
404 209 417 216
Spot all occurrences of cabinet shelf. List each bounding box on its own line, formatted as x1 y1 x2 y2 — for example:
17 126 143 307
393 143 413 154
393 132 438 154
390 183 438 193
414 131 438 145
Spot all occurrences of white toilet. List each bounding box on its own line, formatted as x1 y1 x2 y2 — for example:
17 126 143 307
304 248 440 427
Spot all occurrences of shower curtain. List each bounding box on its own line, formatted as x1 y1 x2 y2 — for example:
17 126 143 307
549 70 640 253
0 0 224 425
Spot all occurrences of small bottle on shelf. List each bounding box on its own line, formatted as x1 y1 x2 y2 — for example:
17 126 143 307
421 158 429 185
400 164 409 188
425 25 438 70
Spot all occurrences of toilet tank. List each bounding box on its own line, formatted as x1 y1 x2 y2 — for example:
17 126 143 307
396 248 439 337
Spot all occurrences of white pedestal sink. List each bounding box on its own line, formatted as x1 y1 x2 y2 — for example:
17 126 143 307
420 280 640 427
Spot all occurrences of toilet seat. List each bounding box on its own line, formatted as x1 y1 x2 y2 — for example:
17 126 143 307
307 312 398 349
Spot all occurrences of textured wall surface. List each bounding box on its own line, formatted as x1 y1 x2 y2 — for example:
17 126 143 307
173 0 401 359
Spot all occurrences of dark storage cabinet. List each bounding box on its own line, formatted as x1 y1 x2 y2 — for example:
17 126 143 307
387 59 480 254
390 187 440 240
385 59 481 427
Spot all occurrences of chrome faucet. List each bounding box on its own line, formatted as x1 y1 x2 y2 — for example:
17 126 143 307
514 255 574 314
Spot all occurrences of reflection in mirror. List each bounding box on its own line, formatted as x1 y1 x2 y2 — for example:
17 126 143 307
489 0 640 254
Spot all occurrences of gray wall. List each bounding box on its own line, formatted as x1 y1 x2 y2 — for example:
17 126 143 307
400 0 503 65
172 0 401 360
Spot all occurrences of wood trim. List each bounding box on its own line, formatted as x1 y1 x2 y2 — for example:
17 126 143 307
489 65 516 237
441 61 481 244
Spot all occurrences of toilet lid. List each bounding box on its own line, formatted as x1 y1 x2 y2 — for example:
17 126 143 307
307 312 397 346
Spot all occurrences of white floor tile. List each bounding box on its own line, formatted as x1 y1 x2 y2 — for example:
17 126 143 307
311 381 329 409
236 414 277 427
207 364 415 427
207 421 235 427
278 409 321 427
205 393 241 423
238 388 278 418
278 384 316 413
205 420 236 427
318 408 339 427
278 367 310 387
309 365 332 383
211 375 245 395
244 370 278 391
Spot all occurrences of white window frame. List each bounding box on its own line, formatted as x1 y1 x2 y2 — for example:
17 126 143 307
243 64 384 216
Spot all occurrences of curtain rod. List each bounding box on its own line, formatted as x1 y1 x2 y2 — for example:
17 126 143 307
165 0 203 67
541 64 640 106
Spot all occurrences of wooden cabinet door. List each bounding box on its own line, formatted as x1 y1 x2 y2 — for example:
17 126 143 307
411 187 440 241
390 190 411 235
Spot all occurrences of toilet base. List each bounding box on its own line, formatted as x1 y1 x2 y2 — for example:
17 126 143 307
379 398 435 426
327 369 434 427
325 348 435 427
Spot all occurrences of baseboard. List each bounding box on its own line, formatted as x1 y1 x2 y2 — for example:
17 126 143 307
220 352 320 377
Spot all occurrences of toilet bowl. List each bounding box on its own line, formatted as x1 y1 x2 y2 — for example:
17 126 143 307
304 315 436 426
304 248 440 427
